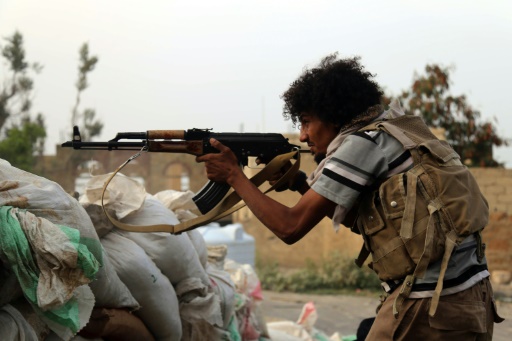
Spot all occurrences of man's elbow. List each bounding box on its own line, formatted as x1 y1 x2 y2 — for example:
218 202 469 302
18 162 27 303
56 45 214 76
275 225 309 245
269 216 313 245
271 227 300 245
281 235 300 245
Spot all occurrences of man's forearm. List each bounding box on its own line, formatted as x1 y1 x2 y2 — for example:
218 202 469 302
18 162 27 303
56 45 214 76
227 168 335 244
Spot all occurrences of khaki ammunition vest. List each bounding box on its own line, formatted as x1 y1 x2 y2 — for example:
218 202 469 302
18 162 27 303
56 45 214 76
354 115 488 317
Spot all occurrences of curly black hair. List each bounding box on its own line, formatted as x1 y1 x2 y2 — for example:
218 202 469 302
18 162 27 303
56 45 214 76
281 53 384 128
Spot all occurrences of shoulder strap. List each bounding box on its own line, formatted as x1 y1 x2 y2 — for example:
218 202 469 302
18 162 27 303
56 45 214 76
359 116 428 150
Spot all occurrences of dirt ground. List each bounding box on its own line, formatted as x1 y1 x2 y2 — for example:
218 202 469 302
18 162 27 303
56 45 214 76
261 289 512 340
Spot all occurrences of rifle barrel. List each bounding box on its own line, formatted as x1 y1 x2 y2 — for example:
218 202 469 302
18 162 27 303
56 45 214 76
61 140 146 150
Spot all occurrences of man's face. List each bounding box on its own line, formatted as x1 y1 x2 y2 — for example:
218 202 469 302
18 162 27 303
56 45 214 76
299 113 339 163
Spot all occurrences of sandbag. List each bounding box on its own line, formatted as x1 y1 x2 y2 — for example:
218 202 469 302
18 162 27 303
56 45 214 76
175 277 224 341
153 189 199 222
0 304 39 341
187 229 208 270
10 297 51 341
81 203 116 238
118 195 210 287
1 207 99 310
223 259 268 339
79 172 146 220
206 263 237 329
0 266 23 306
153 189 198 212
78 307 155 341
87 245 140 311
0 159 102 263
0 159 138 311
0 206 97 340
101 231 182 341
266 321 312 341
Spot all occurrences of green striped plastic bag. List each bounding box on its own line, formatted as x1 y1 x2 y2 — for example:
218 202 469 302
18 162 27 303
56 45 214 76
0 206 100 339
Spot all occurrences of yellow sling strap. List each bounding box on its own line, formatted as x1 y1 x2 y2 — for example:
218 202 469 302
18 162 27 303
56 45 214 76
101 149 301 234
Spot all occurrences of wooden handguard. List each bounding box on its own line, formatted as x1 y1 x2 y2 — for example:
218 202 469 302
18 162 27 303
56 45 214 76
146 140 204 155
147 130 186 139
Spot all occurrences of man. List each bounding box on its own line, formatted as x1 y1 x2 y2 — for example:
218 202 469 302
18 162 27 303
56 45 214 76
196 53 502 340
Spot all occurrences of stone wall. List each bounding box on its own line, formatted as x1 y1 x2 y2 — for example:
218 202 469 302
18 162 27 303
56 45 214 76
470 168 512 214
236 161 512 274
482 212 512 285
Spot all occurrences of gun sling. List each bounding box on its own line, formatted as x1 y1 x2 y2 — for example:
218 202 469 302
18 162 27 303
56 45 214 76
100 149 301 234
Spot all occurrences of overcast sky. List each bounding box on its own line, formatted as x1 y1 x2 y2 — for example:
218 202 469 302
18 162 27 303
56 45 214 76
1 0 511 166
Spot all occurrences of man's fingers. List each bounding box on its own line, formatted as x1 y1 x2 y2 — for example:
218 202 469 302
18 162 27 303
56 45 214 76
210 138 229 152
195 138 229 162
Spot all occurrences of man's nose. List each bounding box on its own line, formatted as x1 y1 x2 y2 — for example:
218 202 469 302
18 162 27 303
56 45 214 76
299 127 308 143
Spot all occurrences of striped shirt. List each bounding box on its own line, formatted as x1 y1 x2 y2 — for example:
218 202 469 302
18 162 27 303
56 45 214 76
311 115 489 297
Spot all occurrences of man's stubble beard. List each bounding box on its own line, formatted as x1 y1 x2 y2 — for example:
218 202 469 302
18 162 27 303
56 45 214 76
314 153 326 165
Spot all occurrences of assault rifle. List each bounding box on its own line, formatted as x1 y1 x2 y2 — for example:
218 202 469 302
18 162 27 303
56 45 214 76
62 126 306 215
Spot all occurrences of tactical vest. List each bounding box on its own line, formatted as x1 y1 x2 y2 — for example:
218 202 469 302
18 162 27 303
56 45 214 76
354 115 489 317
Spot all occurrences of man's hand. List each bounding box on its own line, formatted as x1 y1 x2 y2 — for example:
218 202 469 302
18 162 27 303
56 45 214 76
196 138 242 184
255 158 291 191
256 158 309 193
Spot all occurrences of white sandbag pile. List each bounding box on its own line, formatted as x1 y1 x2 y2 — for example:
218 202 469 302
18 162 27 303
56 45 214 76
0 159 273 341
79 175 273 341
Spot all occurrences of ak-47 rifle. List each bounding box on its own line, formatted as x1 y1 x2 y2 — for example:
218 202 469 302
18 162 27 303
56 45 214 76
62 126 306 218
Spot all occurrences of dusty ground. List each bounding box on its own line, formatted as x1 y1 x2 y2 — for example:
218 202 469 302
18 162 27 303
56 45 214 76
261 289 512 340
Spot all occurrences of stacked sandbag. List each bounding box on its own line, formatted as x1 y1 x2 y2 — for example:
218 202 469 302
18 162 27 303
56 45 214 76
78 173 274 341
155 187 273 340
118 195 211 288
209 248 270 341
0 159 99 340
265 302 336 341
118 194 222 339
204 246 239 338
100 232 181 340
79 174 224 340
187 229 209 270
153 189 200 222
78 204 155 341
0 159 143 341
0 304 39 341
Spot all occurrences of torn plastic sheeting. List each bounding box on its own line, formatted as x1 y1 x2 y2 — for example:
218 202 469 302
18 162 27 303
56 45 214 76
0 206 100 336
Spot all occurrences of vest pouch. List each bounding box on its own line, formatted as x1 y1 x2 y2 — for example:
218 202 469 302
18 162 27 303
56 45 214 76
359 178 416 281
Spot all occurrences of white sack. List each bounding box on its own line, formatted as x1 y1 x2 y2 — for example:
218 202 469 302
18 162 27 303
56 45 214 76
101 232 182 341
176 277 223 341
186 229 208 270
266 321 312 341
81 203 116 238
206 263 237 329
87 245 140 310
0 160 138 310
0 304 39 341
153 189 198 212
118 195 210 287
153 189 200 222
79 172 145 220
